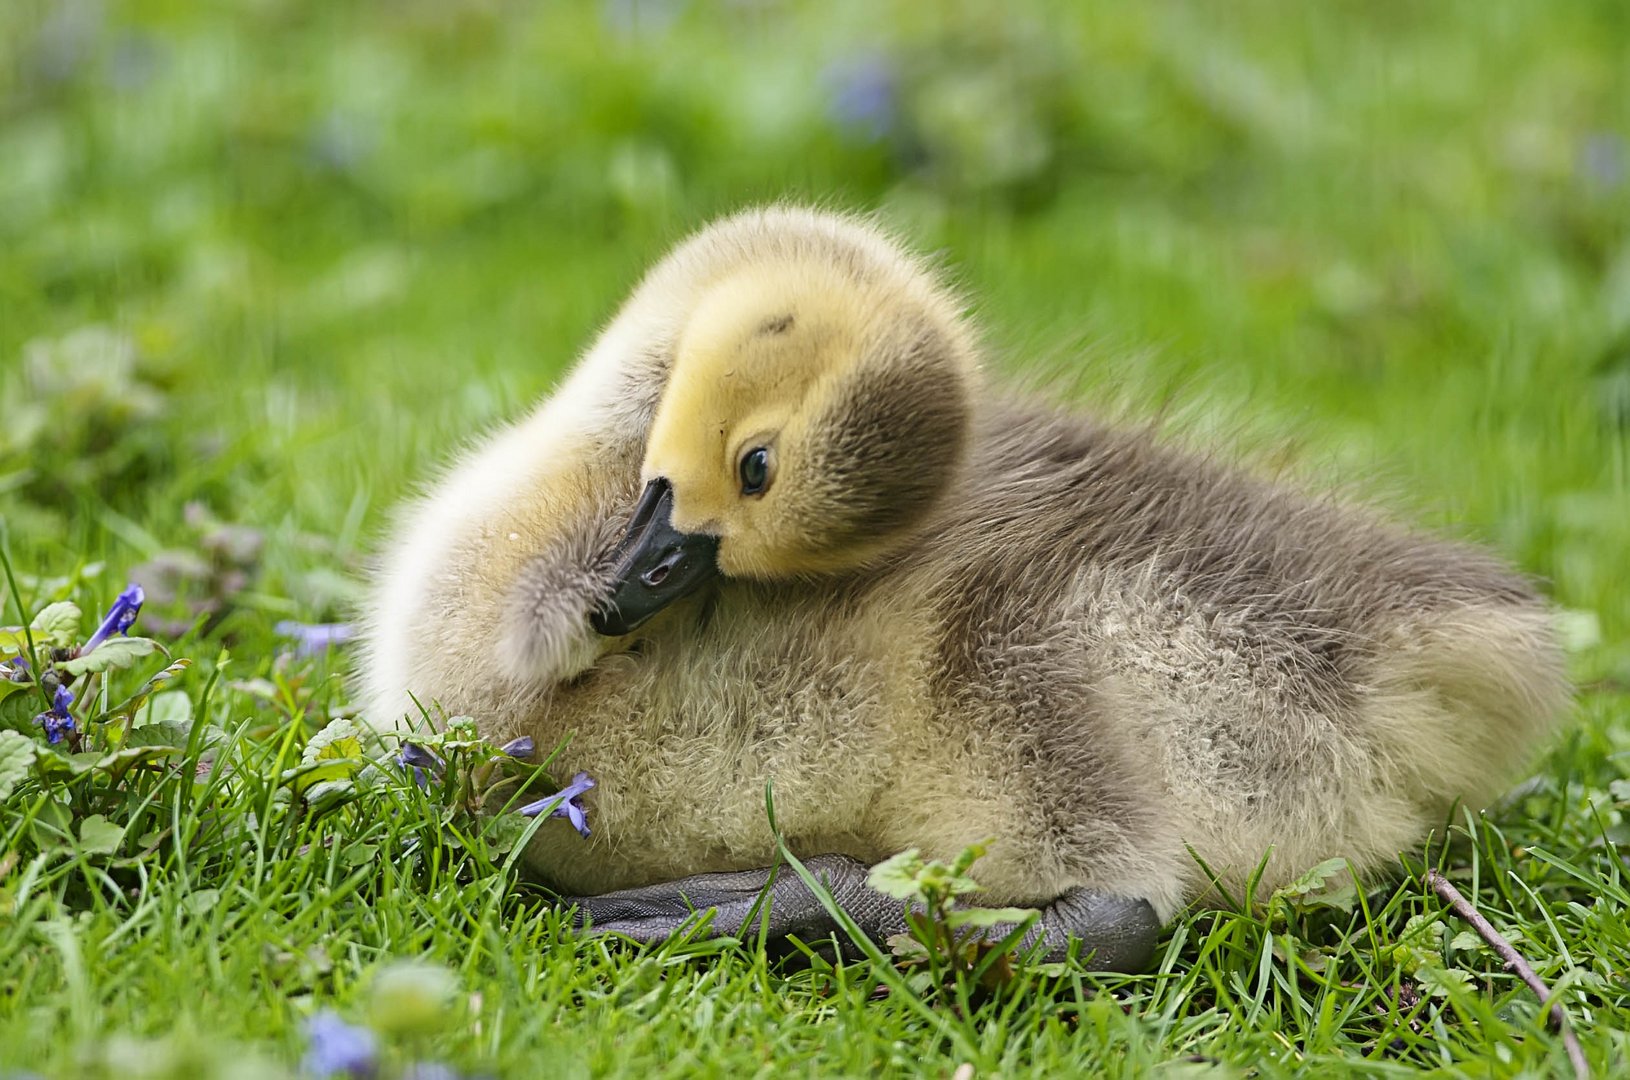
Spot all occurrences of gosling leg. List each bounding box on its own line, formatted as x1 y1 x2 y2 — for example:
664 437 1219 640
565 854 1160 972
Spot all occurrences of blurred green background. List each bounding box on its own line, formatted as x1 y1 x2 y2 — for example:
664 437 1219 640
4 0 1628 677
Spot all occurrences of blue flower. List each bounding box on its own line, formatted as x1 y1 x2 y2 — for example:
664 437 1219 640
302 1010 378 1079
602 0 685 38
824 53 898 142
402 1064 461 1080
398 741 445 789
80 583 144 655
398 741 444 773
1581 131 1627 191
517 772 596 837
276 621 357 658
498 736 534 759
34 684 75 745
3 656 28 682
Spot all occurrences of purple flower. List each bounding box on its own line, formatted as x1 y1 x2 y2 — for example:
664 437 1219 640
824 53 898 141
498 736 534 759
602 0 685 38
34 684 75 745
1580 132 1626 191
398 741 444 773
81 583 144 655
276 621 356 658
307 110 373 174
3 656 28 682
302 1010 378 1079
402 1065 460 1080
518 772 596 838
398 741 445 789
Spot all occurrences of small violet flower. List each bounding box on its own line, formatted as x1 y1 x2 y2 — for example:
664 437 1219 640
602 0 684 38
497 736 534 759
34 684 75 745
3 656 28 682
276 621 356 658
80 583 144 655
402 1064 461 1080
398 741 445 789
1580 131 1626 191
302 1010 378 1080
518 772 596 838
824 53 898 142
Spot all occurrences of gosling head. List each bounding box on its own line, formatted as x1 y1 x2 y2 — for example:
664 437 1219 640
592 251 977 635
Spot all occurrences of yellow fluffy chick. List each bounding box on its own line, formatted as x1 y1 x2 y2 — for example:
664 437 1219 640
360 206 1568 969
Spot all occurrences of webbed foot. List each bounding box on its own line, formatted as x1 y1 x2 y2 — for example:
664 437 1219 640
565 854 1160 972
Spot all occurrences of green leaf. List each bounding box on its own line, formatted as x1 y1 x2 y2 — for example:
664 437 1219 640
885 932 930 960
137 689 192 729
1270 856 1358 913
25 797 74 850
94 658 191 726
280 758 363 793
0 729 38 800
1448 930 1486 954
1273 856 1347 897
126 719 195 751
945 905 1039 929
342 842 379 869
94 745 182 785
0 684 44 729
950 840 989 876
482 812 530 855
303 718 364 766
29 601 82 649
866 848 927 901
1416 963 1475 999
0 627 35 657
0 680 27 706
32 746 99 780
60 637 164 676
1401 913 1446 945
305 778 358 817
79 814 126 854
444 716 480 740
181 888 221 917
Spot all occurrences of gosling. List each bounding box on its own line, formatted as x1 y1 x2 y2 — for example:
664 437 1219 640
360 206 1568 971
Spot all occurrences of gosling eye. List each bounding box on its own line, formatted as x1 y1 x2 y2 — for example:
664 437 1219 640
739 447 772 496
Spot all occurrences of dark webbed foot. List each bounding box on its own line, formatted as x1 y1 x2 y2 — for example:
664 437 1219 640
566 855 866 943
566 854 1161 972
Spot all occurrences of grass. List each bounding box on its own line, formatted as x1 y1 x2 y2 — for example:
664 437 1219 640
2 0 1628 1075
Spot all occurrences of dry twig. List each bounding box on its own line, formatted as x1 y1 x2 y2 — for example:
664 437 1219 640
1426 869 1589 1079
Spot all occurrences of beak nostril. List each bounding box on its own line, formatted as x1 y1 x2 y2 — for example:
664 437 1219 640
641 547 685 588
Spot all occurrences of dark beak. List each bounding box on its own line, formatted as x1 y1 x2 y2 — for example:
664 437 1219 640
590 478 720 636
